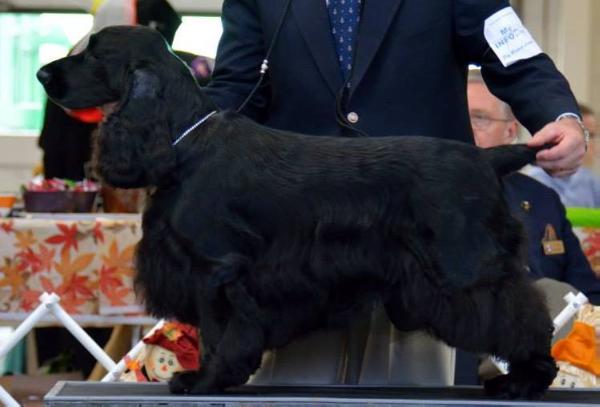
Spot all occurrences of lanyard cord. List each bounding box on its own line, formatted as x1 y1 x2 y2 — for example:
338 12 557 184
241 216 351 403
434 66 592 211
237 0 293 114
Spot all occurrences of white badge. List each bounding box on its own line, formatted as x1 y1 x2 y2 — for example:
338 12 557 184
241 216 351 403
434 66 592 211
484 7 542 67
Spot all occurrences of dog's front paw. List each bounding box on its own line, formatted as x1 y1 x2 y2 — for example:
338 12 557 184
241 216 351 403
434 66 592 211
169 371 217 394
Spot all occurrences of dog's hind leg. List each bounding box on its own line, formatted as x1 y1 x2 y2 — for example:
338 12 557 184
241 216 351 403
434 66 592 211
169 281 265 394
476 278 557 399
385 276 556 399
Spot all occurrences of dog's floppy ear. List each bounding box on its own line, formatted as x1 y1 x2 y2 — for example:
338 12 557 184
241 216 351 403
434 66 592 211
93 64 177 188
129 66 160 97
119 64 162 116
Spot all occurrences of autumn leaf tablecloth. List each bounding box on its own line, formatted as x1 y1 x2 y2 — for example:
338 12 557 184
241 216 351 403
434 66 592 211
573 227 600 280
0 217 148 324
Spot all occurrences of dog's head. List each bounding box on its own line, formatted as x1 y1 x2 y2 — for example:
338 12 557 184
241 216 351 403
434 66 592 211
37 25 179 110
37 26 214 188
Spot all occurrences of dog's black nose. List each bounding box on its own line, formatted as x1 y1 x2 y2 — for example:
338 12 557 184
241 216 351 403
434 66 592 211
36 68 52 86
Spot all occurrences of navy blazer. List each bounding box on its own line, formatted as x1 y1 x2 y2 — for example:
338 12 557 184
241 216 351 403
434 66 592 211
503 173 600 304
205 0 579 140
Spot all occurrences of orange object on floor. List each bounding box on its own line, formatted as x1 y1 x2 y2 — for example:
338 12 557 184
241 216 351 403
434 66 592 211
552 321 600 376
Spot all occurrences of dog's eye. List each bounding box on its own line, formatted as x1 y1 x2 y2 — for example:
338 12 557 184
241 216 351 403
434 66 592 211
85 51 97 62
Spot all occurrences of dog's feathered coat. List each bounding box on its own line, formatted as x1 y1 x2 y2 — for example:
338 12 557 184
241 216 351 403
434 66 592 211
38 26 557 399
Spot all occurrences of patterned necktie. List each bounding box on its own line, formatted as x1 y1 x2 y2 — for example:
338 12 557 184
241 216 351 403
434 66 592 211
327 0 362 82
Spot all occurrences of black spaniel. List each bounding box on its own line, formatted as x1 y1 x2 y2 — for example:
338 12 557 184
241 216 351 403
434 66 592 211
37 26 557 399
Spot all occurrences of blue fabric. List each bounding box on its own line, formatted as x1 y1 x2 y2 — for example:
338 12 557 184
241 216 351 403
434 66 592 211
327 0 362 81
524 165 600 208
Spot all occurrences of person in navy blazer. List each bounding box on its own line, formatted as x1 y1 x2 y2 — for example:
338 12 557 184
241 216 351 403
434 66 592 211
205 0 586 175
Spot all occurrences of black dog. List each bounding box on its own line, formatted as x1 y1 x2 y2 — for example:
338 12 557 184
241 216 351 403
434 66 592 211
37 26 557 399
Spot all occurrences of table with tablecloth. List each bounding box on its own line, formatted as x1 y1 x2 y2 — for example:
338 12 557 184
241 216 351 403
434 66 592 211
0 215 155 326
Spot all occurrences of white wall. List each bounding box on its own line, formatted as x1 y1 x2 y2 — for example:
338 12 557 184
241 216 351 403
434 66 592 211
0 135 40 192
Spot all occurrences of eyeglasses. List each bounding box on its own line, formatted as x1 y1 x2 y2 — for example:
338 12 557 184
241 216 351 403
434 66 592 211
470 114 512 130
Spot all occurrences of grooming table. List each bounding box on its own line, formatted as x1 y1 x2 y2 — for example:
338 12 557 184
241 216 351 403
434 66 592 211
44 382 600 406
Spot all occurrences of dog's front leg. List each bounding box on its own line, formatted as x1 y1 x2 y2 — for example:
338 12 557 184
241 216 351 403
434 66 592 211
192 253 253 367
169 281 265 394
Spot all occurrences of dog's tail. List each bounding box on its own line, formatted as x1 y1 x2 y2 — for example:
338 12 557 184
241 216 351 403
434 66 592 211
480 144 547 176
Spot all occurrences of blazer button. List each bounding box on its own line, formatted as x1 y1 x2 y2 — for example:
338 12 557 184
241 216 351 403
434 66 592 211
347 112 359 124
